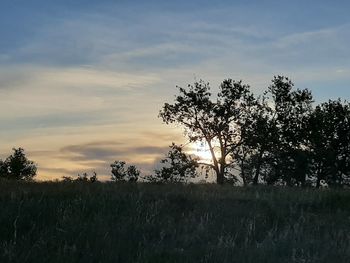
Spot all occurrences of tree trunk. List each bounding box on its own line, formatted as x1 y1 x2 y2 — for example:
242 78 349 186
253 151 264 185
216 158 227 185
316 163 322 188
241 159 247 186
216 170 225 184
206 139 222 184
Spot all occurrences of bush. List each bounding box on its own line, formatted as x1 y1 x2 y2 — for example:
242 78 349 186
111 161 140 182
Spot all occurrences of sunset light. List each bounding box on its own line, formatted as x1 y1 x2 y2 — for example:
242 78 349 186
1 1 350 261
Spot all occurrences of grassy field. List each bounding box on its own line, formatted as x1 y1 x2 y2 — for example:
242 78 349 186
0 181 349 263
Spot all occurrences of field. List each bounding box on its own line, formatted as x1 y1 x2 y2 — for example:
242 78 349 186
0 181 350 263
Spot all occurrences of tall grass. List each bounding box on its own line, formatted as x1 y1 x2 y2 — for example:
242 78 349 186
0 181 349 262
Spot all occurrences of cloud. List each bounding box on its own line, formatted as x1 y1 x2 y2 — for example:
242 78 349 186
2 1 350 181
0 65 160 92
0 111 116 132
61 142 124 163
60 141 168 162
0 65 162 134
50 140 172 179
39 167 75 177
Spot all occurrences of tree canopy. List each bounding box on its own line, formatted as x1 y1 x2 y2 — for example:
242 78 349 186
160 79 257 184
110 161 140 182
154 143 199 183
160 76 350 187
0 148 37 181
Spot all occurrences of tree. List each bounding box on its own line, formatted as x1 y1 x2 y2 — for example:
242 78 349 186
154 143 199 182
233 95 274 185
111 161 127 181
0 159 7 178
0 148 37 180
76 171 98 183
308 100 350 187
111 161 140 182
256 76 313 186
160 79 257 184
127 166 140 182
62 176 74 182
89 171 98 183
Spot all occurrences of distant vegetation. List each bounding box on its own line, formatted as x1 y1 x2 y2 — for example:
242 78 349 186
153 143 199 183
110 160 140 182
62 171 98 183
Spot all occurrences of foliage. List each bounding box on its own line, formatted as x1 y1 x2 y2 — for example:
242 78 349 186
160 79 257 184
111 161 140 182
110 161 126 181
61 171 98 183
308 100 350 187
154 143 199 182
126 165 140 182
0 148 36 181
61 176 74 182
0 159 7 178
161 75 350 188
228 76 315 186
76 172 98 183
265 76 313 186
232 94 272 185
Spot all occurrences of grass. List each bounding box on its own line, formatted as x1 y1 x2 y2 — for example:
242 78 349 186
0 181 350 262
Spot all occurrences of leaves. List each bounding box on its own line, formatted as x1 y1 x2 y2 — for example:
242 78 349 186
111 161 140 182
0 148 37 181
160 75 350 187
159 79 257 184
154 143 199 183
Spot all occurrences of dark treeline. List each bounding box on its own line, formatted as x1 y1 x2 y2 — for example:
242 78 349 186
2 76 350 188
158 76 350 188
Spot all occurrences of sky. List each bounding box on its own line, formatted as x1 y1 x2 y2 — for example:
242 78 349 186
1 0 350 180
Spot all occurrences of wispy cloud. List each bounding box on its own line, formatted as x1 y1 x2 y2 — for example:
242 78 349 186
2 1 350 180
0 65 161 126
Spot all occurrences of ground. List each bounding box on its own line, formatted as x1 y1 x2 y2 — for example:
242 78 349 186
0 181 349 262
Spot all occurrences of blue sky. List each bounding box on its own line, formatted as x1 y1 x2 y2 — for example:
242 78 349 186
1 1 350 180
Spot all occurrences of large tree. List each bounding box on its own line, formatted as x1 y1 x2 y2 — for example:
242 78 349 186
160 79 257 184
263 76 313 186
233 94 274 185
308 100 350 187
226 76 313 186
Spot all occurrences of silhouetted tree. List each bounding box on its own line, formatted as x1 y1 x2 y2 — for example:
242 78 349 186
111 161 140 182
160 76 350 187
233 95 274 185
0 148 37 180
127 166 140 182
76 173 89 182
155 143 199 182
111 161 126 181
76 171 98 183
89 171 98 183
262 76 313 186
308 100 350 187
62 176 74 182
0 159 7 178
160 79 257 184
